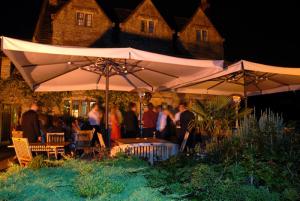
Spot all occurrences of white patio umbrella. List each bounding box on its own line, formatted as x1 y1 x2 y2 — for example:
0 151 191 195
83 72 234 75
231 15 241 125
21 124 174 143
1 36 223 144
175 60 300 105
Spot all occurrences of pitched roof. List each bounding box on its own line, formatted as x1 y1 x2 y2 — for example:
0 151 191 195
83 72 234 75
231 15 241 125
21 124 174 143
34 0 215 43
33 0 68 43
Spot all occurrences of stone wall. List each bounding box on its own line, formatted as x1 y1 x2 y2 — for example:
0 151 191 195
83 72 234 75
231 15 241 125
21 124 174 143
178 8 224 59
120 0 173 41
52 0 113 46
0 56 11 80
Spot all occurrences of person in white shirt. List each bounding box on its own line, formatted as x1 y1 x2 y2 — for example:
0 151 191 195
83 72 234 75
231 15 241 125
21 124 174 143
156 105 167 133
88 103 103 146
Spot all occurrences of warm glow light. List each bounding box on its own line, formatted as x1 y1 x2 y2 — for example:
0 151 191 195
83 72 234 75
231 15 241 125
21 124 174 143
232 95 241 103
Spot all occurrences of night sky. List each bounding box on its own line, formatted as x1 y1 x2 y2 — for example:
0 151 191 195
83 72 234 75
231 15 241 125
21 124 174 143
1 0 300 119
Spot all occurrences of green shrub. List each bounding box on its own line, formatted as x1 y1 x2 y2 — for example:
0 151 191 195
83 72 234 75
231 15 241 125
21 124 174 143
282 188 300 201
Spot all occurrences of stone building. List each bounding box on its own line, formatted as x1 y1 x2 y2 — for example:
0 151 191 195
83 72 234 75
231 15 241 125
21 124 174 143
0 0 222 142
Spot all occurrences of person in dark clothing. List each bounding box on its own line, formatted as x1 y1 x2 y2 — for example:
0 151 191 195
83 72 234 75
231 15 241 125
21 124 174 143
142 103 158 137
21 102 41 143
123 102 139 138
178 102 195 149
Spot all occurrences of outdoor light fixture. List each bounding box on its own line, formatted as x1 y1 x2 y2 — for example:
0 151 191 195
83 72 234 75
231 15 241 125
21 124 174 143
232 95 241 103
82 57 146 78
232 95 241 129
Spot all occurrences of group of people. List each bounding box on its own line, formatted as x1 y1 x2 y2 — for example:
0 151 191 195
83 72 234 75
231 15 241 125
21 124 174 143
140 102 195 145
18 100 196 149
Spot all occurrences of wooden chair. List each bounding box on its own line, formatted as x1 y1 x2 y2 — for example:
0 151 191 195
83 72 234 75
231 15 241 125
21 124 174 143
12 137 33 167
76 129 95 157
12 130 23 138
46 132 65 159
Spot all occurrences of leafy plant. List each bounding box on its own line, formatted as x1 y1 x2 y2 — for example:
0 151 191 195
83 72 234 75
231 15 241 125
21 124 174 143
192 96 252 139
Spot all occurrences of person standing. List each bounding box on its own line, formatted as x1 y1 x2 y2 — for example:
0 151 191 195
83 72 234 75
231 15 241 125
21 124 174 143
123 102 139 138
178 102 195 148
88 103 102 146
21 102 41 143
110 105 121 141
156 105 167 136
142 103 158 137
157 106 176 139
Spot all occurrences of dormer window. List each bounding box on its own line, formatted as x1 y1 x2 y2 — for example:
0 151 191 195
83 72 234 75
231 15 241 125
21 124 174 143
76 12 85 26
76 12 93 27
196 29 208 43
148 21 154 33
141 20 146 32
140 19 155 33
85 14 93 27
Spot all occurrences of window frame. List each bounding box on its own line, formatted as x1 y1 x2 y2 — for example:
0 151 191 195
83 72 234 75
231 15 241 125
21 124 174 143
196 29 209 43
85 13 93 27
76 11 93 27
76 12 85 26
148 20 155 33
140 18 155 34
140 20 147 32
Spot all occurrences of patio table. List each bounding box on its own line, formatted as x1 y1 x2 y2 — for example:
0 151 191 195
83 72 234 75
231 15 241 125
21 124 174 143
111 138 179 163
114 138 170 145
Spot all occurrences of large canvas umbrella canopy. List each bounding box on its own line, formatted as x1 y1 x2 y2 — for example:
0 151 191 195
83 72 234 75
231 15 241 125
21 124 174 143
174 60 300 98
1 36 223 143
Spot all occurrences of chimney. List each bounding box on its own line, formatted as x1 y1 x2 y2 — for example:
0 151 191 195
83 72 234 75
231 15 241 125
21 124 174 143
200 0 210 12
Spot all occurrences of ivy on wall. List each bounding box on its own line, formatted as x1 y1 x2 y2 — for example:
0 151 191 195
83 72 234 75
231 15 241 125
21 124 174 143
0 75 139 114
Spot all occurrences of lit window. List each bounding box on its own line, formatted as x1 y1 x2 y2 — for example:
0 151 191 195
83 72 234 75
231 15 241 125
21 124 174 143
72 100 79 118
76 12 85 26
85 14 92 27
148 21 154 33
81 101 88 116
196 29 208 43
141 20 146 32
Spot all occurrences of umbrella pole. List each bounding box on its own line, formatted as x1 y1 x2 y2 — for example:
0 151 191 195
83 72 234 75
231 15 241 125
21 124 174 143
139 97 143 137
105 66 110 148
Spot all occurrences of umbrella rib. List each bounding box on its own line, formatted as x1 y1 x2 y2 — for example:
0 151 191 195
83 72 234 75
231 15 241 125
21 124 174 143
130 73 154 91
267 77 290 86
111 59 178 78
80 68 102 75
140 67 179 78
96 75 102 89
123 75 138 89
33 62 94 88
22 60 90 68
207 80 225 90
